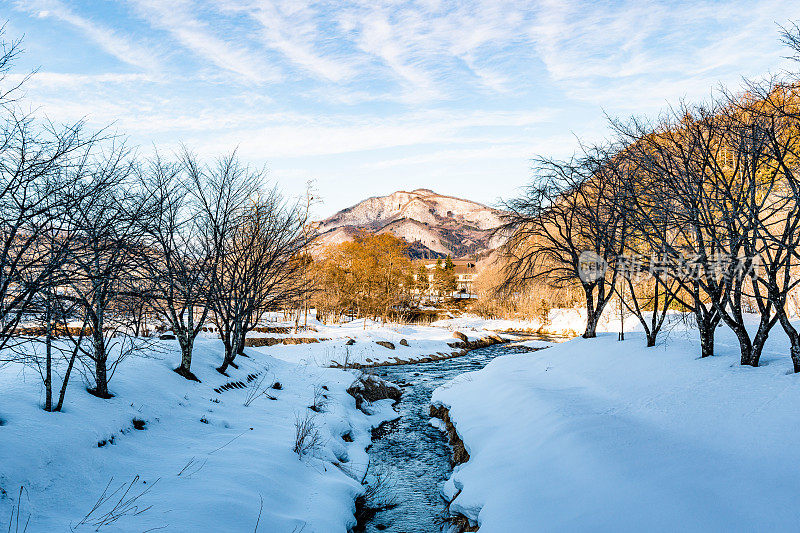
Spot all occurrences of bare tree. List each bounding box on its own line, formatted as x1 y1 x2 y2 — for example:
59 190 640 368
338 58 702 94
694 95 784 368
58 141 152 398
779 21 800 63
293 181 319 333
0 116 102 412
500 144 629 338
0 24 31 107
213 183 313 374
135 149 239 381
617 91 798 365
611 107 732 358
0 27 106 410
730 79 800 372
0 112 96 353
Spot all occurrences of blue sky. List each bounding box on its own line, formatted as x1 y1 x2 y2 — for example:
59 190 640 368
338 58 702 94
3 0 800 217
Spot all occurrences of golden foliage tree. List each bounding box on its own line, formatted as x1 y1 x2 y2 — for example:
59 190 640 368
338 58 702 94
312 233 413 323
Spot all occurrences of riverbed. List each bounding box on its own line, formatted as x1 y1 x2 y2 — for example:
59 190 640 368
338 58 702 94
360 340 546 532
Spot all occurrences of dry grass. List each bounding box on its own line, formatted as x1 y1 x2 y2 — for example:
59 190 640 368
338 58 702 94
293 412 322 457
73 475 160 531
308 384 329 413
7 486 31 533
441 513 479 532
244 374 278 406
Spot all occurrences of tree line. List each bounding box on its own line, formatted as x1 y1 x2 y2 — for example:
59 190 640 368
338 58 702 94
0 32 312 410
501 24 800 373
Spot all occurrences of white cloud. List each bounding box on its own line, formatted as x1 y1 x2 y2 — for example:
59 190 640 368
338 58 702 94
190 108 554 159
10 0 800 214
240 0 357 82
365 144 536 170
15 0 160 71
127 0 281 83
527 0 800 109
11 72 156 88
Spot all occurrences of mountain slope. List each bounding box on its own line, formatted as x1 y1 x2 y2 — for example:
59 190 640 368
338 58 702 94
314 189 505 258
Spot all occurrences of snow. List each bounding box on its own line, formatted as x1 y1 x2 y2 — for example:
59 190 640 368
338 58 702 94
432 320 800 532
432 308 629 337
313 189 505 256
8 308 795 531
317 189 502 233
253 317 512 367
0 338 396 532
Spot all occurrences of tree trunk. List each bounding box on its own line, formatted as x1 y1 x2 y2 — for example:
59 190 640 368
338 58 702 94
777 311 800 373
236 332 246 356
175 331 199 382
93 353 110 398
729 324 754 366
582 285 598 338
219 322 243 372
91 318 111 398
55 346 79 412
749 341 764 367
749 320 773 368
693 294 720 358
584 312 599 338
699 323 715 358
791 342 800 374
646 332 656 347
217 336 234 375
44 291 53 411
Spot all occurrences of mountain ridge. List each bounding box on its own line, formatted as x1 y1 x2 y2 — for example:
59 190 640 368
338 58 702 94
313 188 506 258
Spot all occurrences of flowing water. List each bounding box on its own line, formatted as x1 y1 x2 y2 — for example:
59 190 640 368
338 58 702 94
360 339 549 533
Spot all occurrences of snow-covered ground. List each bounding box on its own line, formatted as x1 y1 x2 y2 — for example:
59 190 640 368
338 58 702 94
252 317 520 367
0 312 553 532
0 338 396 532
432 319 800 532
433 307 631 337
10 309 782 532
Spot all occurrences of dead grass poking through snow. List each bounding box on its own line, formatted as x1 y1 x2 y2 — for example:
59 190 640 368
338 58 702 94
293 412 322 457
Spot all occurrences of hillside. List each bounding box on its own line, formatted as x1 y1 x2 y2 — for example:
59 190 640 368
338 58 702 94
314 189 506 258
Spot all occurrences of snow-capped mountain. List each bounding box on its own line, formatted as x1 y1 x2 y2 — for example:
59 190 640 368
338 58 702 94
314 189 506 258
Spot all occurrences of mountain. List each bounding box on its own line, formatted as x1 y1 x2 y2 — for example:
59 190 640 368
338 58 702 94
313 188 506 258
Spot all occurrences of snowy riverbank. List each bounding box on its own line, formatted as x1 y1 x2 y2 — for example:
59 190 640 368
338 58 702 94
0 314 556 532
431 323 800 532
0 338 396 532
250 317 531 368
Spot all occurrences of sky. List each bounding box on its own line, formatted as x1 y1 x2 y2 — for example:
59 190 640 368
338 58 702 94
2 0 800 218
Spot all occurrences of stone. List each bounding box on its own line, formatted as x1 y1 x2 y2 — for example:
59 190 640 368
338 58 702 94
452 331 469 342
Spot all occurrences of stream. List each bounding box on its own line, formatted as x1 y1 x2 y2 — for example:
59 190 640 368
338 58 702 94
360 339 549 533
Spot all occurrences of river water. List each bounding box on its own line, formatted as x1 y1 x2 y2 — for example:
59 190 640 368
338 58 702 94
360 340 546 533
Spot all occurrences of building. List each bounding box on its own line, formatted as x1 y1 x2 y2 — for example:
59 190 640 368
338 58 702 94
412 258 479 296
452 260 478 294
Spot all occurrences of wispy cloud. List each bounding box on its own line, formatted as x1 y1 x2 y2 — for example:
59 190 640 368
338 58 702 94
14 0 160 71
7 0 800 214
127 0 281 83
527 0 799 109
10 72 156 88
240 0 357 82
191 108 555 159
